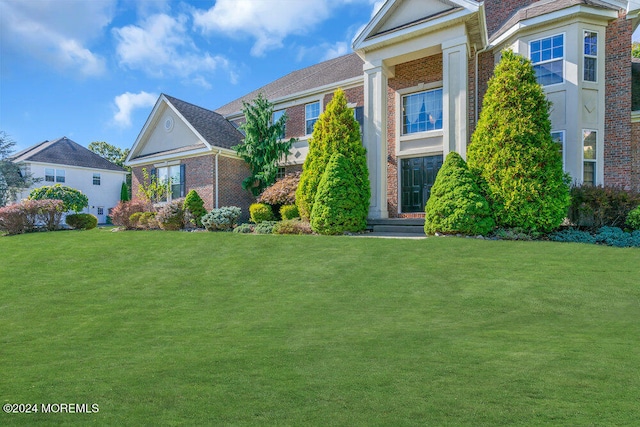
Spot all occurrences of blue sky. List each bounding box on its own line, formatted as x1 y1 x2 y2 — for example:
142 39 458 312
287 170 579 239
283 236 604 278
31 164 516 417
0 0 383 153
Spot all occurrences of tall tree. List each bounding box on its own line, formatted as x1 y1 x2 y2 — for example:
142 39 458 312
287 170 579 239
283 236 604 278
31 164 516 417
296 88 369 221
88 141 130 168
233 93 296 196
0 131 40 207
467 50 570 233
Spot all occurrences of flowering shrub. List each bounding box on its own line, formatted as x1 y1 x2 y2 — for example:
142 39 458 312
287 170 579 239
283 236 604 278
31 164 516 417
66 213 98 230
29 184 89 212
110 200 152 229
202 206 241 231
156 198 185 231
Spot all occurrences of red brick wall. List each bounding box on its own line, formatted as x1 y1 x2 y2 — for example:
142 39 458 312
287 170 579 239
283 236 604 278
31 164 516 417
632 120 640 192
387 54 443 217
285 104 306 139
604 11 632 189
182 155 215 210
484 0 536 38
216 155 255 221
323 86 364 107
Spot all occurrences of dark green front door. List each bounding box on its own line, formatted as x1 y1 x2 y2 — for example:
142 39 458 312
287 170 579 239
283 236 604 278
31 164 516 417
401 155 443 213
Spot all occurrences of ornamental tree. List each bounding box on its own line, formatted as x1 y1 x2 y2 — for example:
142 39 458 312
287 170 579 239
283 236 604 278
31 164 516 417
467 50 570 233
296 88 369 220
29 184 89 212
183 190 206 227
424 152 494 236
0 131 40 207
233 93 297 196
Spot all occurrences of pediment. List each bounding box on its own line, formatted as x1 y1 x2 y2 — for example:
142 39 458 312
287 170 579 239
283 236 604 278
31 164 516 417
372 0 459 37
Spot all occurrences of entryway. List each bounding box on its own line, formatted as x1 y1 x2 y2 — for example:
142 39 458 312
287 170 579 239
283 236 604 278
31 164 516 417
400 155 443 213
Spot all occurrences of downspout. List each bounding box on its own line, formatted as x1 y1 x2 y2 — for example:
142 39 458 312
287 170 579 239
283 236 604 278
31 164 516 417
215 150 220 209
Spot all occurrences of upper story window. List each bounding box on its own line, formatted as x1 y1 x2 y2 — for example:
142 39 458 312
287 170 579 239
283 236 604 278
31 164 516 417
584 31 598 82
272 109 286 139
305 102 320 135
45 168 65 183
402 88 443 134
156 164 185 202
530 34 564 86
93 173 101 186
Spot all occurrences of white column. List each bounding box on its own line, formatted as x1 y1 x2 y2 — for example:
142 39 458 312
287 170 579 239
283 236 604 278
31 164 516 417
363 61 389 219
442 37 469 159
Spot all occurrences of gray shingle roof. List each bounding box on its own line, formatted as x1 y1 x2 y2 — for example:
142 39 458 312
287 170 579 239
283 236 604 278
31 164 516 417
215 53 365 116
490 0 620 42
11 137 127 172
163 94 243 150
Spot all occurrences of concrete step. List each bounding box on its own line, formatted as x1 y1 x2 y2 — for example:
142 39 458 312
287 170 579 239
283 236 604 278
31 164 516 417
371 225 425 234
368 218 425 227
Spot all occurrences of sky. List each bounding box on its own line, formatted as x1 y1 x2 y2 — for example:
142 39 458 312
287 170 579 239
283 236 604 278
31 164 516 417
0 0 384 153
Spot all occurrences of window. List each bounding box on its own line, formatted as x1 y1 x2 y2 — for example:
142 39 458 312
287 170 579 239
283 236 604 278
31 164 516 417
305 102 320 135
97 207 104 216
276 167 286 180
45 168 65 182
156 164 185 201
551 131 565 168
583 130 597 186
273 110 286 139
584 31 597 82
93 173 101 185
402 88 443 134
530 34 564 86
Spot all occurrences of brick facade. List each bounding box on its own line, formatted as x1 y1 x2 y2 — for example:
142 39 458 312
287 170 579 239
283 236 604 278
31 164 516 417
632 120 640 191
484 0 537 38
604 11 633 190
215 155 255 221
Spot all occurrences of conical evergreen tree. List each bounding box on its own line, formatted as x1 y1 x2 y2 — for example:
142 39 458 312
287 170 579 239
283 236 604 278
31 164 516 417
467 50 570 233
424 152 494 235
183 190 206 227
296 88 369 220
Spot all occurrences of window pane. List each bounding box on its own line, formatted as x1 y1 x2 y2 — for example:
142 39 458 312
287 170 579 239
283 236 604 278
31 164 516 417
583 130 596 160
402 89 442 134
305 102 319 135
583 162 595 186
273 110 286 138
584 57 596 82
534 60 563 86
584 32 597 56
56 170 65 183
93 173 101 185
45 168 55 182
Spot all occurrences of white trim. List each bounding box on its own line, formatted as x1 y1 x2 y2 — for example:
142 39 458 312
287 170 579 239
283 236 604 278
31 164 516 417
529 32 566 87
582 128 598 186
582 29 599 84
126 146 240 168
631 111 640 122
18 160 128 176
551 130 566 169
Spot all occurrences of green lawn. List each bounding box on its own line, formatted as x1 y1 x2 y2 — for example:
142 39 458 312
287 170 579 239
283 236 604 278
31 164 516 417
1 229 639 426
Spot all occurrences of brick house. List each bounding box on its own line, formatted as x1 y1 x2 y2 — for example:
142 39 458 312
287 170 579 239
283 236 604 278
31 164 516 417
128 0 640 220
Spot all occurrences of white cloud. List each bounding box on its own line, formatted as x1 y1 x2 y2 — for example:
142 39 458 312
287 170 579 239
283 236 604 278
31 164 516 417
113 13 235 85
113 91 158 128
0 0 114 76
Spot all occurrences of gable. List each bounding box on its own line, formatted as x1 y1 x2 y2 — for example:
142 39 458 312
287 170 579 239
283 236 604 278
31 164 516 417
372 0 459 37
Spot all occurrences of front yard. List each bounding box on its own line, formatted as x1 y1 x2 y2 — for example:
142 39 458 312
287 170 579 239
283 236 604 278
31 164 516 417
1 229 638 425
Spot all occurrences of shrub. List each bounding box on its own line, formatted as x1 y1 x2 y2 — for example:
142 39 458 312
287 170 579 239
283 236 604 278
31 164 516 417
156 198 185 231
549 229 597 244
202 206 241 231
110 200 152 229
280 204 299 220
250 203 274 223
66 213 98 230
233 223 255 234
258 172 300 206
424 152 494 236
569 185 640 230
34 199 65 231
254 221 277 234
0 199 64 235
627 206 640 230
467 50 570 233
129 212 158 230
492 228 541 241
273 219 313 235
594 226 640 247
29 184 89 212
297 88 369 220
311 153 368 235
183 190 206 228
0 204 27 235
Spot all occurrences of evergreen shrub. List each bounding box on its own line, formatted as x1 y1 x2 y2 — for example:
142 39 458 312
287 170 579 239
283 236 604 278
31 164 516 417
233 223 254 234
273 219 313 235
202 206 241 231
310 153 368 235
280 204 299 220
627 206 640 230
254 221 277 234
467 50 570 233
183 190 206 227
424 152 494 235
156 199 185 231
66 213 98 230
250 203 274 223
549 229 597 244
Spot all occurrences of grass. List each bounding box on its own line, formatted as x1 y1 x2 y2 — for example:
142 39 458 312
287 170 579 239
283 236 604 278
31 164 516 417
1 228 639 426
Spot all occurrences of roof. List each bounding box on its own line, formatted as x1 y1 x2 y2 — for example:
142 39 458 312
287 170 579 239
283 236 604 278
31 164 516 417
11 137 127 172
490 0 620 42
163 94 243 150
215 53 365 116
632 57 640 111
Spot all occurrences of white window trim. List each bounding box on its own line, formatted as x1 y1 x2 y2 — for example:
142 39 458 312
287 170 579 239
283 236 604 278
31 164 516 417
551 130 566 169
529 33 566 88
396 82 444 145
582 129 598 186
583 30 598 84
93 173 101 186
305 101 321 136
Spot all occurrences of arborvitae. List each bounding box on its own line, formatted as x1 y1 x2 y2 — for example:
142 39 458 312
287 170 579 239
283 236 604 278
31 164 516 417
467 50 570 233
296 88 369 220
310 153 368 235
183 190 206 227
424 152 494 235
120 182 130 202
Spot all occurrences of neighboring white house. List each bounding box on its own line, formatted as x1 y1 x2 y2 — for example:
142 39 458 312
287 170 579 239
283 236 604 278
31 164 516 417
11 137 129 223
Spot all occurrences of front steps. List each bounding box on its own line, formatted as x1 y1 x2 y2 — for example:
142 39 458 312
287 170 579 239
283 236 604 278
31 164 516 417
367 218 426 236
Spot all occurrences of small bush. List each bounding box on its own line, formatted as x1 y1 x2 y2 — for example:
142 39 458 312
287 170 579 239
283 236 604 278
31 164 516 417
129 212 158 230
569 185 640 230
233 223 255 234
202 206 241 231
111 200 152 229
0 204 28 235
280 204 299 220
129 212 144 229
549 229 597 244
273 219 313 235
0 200 65 235
156 199 185 231
250 203 274 224
254 221 277 234
183 190 206 227
29 184 89 212
626 206 640 230
66 213 98 230
594 226 640 247
492 228 541 241
258 172 300 206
